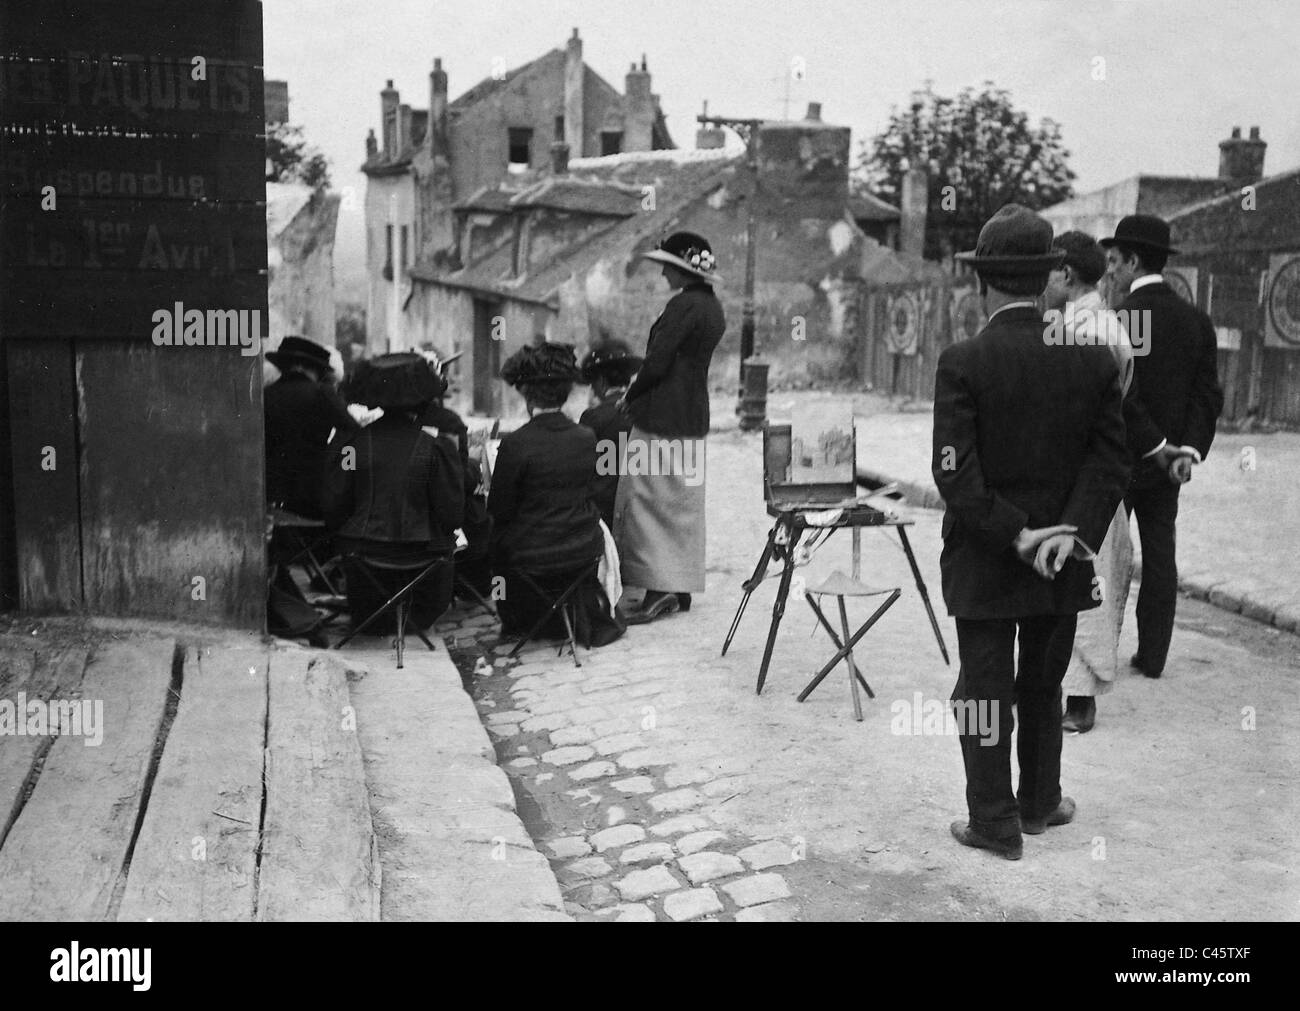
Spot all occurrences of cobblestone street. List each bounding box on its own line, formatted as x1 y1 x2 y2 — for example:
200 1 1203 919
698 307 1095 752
446 409 1300 922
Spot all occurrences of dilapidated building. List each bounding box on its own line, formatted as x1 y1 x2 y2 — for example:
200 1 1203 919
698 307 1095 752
360 29 674 356
407 104 884 415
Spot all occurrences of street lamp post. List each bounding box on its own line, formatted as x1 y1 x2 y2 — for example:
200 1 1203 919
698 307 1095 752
697 109 764 426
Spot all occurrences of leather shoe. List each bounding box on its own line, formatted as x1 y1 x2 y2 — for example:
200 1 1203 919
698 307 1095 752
622 591 680 626
1062 696 1095 734
950 821 1022 860
1022 796 1076 835
1130 653 1162 678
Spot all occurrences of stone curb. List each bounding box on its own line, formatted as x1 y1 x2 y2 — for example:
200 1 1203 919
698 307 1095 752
862 469 1299 639
329 645 572 922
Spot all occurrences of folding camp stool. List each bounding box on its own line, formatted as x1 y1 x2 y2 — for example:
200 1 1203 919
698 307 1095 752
505 557 602 668
799 569 901 721
333 552 453 669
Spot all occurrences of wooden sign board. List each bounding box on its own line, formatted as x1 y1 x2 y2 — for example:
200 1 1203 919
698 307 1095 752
0 0 269 626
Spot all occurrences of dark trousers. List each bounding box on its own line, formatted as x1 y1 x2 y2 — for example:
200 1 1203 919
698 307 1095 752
1124 478 1180 674
953 613 1078 840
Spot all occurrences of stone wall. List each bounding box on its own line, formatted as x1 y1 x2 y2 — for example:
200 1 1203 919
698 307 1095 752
267 183 340 347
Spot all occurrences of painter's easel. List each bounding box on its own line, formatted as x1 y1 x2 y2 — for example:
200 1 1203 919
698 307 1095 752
720 421 949 696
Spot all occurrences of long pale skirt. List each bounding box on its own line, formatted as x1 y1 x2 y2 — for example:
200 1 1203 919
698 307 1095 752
1062 505 1134 697
612 425 708 593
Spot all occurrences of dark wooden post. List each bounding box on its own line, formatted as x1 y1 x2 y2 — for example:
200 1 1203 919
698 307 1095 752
696 110 763 417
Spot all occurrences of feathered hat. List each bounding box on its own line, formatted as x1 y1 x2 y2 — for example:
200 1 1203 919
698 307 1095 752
580 338 644 384
348 352 446 410
500 342 581 388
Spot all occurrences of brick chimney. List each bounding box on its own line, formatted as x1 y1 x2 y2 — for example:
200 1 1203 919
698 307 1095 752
899 165 928 258
380 79 399 157
428 57 449 156
805 102 822 122
365 128 377 160
564 29 585 157
624 55 654 152
550 141 570 175
1219 125 1266 184
398 103 412 154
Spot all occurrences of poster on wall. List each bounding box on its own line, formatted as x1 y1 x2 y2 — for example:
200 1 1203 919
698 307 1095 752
884 290 921 355
950 287 985 342
1264 253 1300 349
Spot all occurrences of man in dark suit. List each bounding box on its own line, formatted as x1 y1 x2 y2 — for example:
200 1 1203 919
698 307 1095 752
933 205 1130 860
1102 215 1225 679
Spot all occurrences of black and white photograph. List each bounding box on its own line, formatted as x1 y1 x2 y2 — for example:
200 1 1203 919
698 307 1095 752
0 0 1294 970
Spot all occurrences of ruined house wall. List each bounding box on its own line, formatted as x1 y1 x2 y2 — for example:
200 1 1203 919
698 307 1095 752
554 182 868 389
448 53 624 199
268 189 340 347
364 171 417 353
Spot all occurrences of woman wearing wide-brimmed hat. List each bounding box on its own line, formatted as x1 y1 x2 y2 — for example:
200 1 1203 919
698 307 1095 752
264 335 358 519
579 337 644 529
489 343 625 648
322 352 465 633
614 231 726 624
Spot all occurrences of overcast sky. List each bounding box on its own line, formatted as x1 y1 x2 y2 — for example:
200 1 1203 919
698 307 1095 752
264 0 1300 293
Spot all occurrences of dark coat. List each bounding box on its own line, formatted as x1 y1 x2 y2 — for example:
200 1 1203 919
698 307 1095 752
264 372 359 518
625 282 726 438
931 305 1130 620
321 415 464 552
579 392 632 529
488 411 603 572
420 401 470 467
1115 281 1224 486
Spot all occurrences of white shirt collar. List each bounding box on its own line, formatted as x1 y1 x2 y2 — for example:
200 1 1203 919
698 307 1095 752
1130 274 1164 292
988 300 1038 321
1071 289 1104 311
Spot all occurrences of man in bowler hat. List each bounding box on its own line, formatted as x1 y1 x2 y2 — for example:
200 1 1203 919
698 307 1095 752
933 205 1130 859
1102 215 1224 679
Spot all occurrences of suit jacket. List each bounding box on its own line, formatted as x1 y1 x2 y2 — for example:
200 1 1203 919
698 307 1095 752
264 373 359 518
579 393 632 529
321 415 464 551
625 283 726 438
931 305 1130 620
1116 281 1224 485
488 411 604 572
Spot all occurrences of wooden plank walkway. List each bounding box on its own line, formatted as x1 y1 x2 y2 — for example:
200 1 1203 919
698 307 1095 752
0 626 555 921
256 647 380 921
0 647 89 847
117 647 269 922
0 637 174 921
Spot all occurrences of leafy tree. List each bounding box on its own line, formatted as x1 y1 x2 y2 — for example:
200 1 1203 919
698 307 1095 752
266 122 331 190
855 82 1075 261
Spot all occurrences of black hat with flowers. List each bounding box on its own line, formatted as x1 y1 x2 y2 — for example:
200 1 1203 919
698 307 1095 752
348 351 446 410
641 231 722 283
500 342 582 389
580 338 644 385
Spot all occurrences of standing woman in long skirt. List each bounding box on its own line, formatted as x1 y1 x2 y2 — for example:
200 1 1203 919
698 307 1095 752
615 232 726 624
1052 232 1137 733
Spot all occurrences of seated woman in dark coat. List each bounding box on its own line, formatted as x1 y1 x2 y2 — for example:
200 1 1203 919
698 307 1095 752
578 338 643 531
322 352 464 633
489 344 624 648
415 348 494 600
